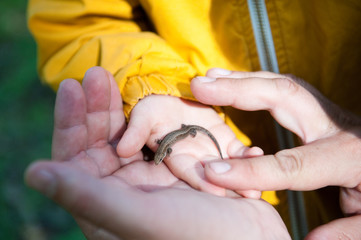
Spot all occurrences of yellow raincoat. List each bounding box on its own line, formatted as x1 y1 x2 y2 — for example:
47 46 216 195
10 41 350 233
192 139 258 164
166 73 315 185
28 0 361 233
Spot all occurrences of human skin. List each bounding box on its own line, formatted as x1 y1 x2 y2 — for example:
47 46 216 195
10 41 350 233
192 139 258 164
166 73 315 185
191 68 361 240
116 77 263 198
25 67 291 240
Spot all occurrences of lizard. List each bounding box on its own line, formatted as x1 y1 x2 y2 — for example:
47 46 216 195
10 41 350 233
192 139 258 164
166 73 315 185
154 124 223 165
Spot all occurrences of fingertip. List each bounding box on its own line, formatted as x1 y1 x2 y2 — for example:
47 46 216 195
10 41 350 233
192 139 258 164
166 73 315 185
191 75 215 86
57 78 83 104
83 66 107 79
206 68 232 77
82 67 111 96
191 77 221 105
194 76 217 83
82 66 110 92
204 161 233 188
205 161 262 198
227 140 263 159
237 190 262 199
116 127 147 158
24 161 58 198
55 78 86 128
190 77 215 96
58 78 81 92
24 161 42 185
243 146 264 157
204 159 264 191
208 161 232 174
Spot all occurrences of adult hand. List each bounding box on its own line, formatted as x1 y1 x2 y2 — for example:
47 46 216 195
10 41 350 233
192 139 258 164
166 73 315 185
191 68 361 239
25 67 291 240
116 82 262 197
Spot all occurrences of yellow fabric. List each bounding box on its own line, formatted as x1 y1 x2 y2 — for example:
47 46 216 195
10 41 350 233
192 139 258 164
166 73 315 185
27 0 361 114
28 0 361 231
261 190 279 206
27 0 251 142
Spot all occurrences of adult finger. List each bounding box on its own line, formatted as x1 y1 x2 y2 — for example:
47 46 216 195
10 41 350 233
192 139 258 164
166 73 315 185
78 67 123 176
206 68 281 79
191 75 334 143
305 215 361 240
82 67 112 147
205 131 361 191
52 79 87 161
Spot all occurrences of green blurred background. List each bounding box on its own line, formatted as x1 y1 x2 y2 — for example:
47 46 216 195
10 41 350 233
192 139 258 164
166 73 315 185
0 1 85 239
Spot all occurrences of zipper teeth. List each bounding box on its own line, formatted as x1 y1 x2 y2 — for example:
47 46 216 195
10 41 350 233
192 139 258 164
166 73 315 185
254 1 273 71
247 0 279 73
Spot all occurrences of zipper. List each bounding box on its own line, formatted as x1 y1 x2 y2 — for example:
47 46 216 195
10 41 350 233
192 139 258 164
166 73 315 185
247 0 309 239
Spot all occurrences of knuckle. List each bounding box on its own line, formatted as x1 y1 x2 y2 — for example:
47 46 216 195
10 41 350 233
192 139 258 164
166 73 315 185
273 77 300 97
274 149 303 179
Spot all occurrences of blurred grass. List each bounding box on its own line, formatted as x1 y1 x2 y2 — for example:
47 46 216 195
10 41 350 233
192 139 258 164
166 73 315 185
0 1 85 239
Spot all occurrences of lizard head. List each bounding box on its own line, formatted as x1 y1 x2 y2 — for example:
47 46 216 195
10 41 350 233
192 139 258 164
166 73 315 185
154 151 167 165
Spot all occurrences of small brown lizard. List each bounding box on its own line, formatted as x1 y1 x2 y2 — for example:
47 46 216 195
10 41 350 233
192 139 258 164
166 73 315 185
154 124 223 165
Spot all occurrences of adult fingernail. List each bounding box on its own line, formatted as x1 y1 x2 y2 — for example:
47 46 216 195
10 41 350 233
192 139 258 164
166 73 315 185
196 76 216 83
209 162 231 174
27 169 57 197
211 68 232 76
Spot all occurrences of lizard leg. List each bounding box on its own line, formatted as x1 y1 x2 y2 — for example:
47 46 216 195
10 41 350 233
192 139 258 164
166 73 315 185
189 129 197 138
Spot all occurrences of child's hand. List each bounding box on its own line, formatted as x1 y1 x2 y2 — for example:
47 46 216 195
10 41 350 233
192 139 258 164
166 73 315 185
117 93 263 197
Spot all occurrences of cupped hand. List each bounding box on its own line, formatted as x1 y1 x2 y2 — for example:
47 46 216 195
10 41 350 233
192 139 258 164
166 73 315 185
25 67 291 240
117 82 262 197
191 68 361 239
26 161 291 240
49 67 178 184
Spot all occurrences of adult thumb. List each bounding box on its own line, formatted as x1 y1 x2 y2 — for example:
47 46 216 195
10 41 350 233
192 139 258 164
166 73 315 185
25 161 148 237
205 131 361 191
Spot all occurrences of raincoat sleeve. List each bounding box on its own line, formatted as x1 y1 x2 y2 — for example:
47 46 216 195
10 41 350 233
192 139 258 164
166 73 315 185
27 0 251 146
27 0 199 116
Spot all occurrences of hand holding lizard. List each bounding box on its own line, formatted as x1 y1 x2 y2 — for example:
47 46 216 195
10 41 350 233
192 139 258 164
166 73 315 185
25 67 291 240
117 86 262 197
